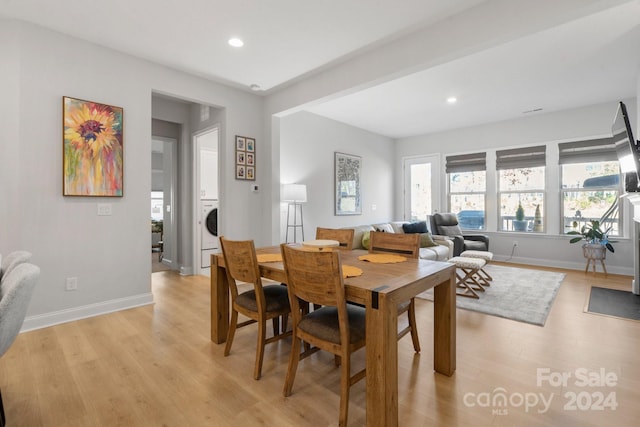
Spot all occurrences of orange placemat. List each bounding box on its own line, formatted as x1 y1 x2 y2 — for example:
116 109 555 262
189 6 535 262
358 254 407 264
342 265 363 278
257 253 283 263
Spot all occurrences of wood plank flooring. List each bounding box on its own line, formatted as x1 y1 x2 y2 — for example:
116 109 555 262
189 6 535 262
1 263 638 426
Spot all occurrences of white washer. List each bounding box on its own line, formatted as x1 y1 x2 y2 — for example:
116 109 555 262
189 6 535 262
201 200 219 268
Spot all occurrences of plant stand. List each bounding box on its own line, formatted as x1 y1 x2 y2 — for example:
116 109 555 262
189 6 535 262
583 244 607 276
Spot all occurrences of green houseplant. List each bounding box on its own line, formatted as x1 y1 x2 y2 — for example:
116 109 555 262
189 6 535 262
568 220 614 260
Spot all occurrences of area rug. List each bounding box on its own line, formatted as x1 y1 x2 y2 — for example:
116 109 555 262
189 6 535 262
417 264 565 326
586 287 640 321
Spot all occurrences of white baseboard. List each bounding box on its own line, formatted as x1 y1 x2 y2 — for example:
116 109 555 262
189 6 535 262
494 255 634 276
21 292 154 332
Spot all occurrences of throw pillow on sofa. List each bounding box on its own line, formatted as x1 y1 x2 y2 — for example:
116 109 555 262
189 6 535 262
402 221 428 234
419 232 438 247
362 231 371 249
374 224 394 233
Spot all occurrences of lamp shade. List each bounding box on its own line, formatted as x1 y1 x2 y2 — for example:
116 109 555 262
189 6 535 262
282 184 307 203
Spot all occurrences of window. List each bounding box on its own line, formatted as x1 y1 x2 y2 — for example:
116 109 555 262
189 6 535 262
151 191 163 221
559 139 620 237
497 146 546 232
446 152 486 230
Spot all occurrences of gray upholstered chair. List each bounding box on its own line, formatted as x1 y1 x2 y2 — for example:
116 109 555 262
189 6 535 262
429 213 489 257
0 251 32 281
0 262 40 426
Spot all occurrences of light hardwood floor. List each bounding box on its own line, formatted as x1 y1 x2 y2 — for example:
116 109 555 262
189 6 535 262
1 264 638 426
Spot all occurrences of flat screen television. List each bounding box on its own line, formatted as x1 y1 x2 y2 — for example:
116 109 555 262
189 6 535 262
612 101 640 193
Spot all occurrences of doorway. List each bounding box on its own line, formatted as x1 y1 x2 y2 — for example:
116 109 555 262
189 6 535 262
151 136 177 272
403 154 441 221
195 127 219 276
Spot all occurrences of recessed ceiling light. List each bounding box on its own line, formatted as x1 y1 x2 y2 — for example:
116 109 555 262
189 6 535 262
447 97 457 104
228 37 244 48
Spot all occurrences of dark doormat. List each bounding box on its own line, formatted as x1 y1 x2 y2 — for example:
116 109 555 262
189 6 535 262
587 287 640 321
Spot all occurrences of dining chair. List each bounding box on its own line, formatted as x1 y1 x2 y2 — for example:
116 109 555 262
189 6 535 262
280 243 366 427
315 227 355 250
219 237 292 380
368 231 421 353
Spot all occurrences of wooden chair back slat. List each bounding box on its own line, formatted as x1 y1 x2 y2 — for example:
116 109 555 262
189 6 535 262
280 244 347 310
315 227 355 250
219 237 263 302
369 232 420 259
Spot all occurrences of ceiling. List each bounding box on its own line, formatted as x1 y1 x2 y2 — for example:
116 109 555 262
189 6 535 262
1 0 639 138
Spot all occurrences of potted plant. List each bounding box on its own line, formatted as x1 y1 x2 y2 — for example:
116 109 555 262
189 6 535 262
513 202 528 231
568 220 614 260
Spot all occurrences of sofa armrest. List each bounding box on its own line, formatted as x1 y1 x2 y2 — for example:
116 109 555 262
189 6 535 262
433 237 454 260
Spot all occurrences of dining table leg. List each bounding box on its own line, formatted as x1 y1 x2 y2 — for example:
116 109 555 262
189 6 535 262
365 290 398 427
433 269 456 376
211 254 230 344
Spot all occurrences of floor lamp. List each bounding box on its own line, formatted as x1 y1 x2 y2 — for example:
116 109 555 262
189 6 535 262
283 184 307 243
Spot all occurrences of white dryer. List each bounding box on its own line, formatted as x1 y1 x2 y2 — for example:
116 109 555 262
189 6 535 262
201 200 219 268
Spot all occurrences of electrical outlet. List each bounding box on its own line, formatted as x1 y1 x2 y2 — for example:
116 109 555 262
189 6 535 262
513 241 518 247
97 203 112 216
66 277 78 291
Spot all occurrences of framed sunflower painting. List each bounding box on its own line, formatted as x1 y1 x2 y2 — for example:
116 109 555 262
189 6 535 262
63 96 124 196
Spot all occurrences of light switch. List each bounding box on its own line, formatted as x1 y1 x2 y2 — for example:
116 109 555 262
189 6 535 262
97 203 112 216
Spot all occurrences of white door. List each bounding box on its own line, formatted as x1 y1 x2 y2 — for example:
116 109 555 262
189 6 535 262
403 154 441 221
194 127 219 276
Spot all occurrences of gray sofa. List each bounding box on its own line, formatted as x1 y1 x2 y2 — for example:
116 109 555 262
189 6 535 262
348 221 453 261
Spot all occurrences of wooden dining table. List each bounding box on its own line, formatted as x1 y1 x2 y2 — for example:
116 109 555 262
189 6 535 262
210 246 456 427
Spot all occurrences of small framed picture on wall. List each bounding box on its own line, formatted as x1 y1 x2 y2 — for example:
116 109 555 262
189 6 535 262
246 138 255 152
235 135 256 180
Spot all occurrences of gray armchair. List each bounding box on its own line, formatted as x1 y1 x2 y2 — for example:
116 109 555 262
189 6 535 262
0 251 32 281
0 262 40 426
429 213 489 257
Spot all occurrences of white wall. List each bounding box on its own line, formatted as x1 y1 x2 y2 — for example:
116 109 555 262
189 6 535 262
395 100 638 275
0 21 21 242
280 112 395 242
0 20 264 330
